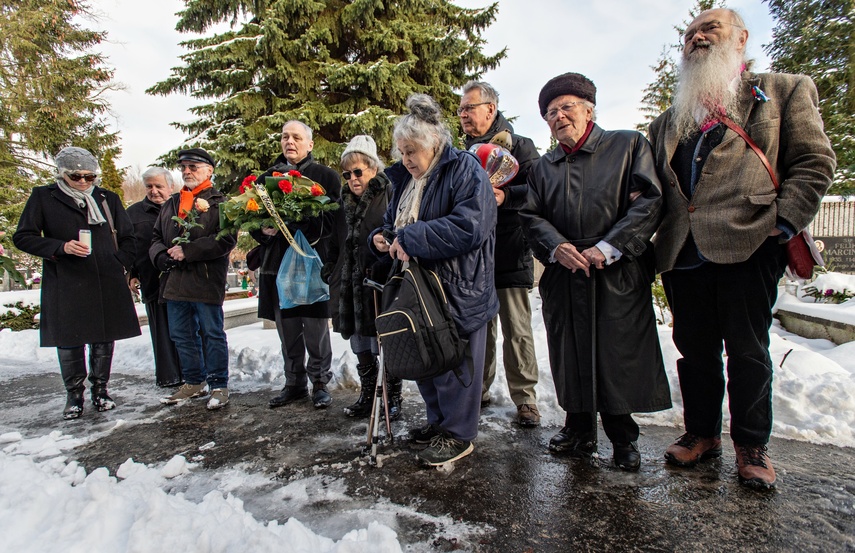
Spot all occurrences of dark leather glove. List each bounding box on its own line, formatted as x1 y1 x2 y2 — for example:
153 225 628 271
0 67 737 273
320 261 335 284
154 252 178 273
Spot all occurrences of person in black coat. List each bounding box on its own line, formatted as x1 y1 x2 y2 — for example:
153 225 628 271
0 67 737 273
459 81 542 427
127 167 182 387
13 147 141 420
333 135 399 419
253 121 344 410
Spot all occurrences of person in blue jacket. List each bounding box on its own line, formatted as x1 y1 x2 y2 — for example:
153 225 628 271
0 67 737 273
371 94 498 467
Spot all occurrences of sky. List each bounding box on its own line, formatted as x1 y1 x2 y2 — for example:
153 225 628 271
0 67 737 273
1 273 854 550
91 0 776 171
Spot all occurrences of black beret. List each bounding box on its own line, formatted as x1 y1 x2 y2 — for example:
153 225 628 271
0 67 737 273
538 73 597 117
177 148 216 167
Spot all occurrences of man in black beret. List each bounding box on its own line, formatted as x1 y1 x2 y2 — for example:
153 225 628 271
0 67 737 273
150 147 236 411
520 72 671 471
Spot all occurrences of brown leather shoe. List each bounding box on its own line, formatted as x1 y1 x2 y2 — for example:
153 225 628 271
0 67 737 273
517 404 541 427
664 432 722 467
734 443 776 489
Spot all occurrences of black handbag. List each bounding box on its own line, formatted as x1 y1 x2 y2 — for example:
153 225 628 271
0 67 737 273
375 260 467 382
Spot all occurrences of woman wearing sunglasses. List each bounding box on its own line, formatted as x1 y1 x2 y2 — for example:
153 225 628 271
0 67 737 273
13 146 141 420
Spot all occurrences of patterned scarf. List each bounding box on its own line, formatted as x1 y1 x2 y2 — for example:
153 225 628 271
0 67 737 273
56 179 106 225
394 149 442 230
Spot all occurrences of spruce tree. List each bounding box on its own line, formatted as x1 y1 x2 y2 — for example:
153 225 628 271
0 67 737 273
0 0 120 236
148 0 505 190
636 0 724 132
764 0 854 195
99 149 126 204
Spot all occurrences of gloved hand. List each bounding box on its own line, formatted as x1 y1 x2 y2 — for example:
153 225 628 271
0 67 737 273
154 252 179 273
320 261 335 284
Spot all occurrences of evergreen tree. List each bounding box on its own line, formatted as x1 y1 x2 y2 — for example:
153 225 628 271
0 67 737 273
0 0 119 235
764 0 854 195
149 0 505 190
99 149 126 204
635 0 724 132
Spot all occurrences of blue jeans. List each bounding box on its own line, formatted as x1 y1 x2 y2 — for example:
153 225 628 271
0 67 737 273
166 301 229 389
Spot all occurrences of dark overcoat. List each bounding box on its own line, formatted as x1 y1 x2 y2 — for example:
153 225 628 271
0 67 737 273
464 111 540 289
127 198 162 302
520 125 671 414
13 183 141 347
252 153 344 321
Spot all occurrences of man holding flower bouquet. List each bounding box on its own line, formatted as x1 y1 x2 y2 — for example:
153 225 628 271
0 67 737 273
250 121 344 410
150 148 237 410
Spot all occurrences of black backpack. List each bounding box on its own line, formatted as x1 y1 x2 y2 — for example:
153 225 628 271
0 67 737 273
375 260 468 381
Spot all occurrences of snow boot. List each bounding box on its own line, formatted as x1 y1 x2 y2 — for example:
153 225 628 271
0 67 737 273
88 342 116 412
58 347 87 420
385 373 403 421
344 360 378 418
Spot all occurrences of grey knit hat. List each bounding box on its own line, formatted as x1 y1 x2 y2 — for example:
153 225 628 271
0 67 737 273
341 135 382 169
538 72 597 117
54 147 100 174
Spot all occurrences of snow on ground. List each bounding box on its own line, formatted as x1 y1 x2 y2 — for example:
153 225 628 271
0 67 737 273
1 284 854 551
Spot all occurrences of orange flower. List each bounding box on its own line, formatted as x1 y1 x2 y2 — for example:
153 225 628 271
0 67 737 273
271 171 284 177
310 184 323 197
246 198 260 212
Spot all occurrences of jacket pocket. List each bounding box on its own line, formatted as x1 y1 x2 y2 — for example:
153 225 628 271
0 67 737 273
747 192 777 206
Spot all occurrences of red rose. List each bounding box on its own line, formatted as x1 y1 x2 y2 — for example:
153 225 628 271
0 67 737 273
288 170 302 177
279 180 293 193
241 175 256 186
310 184 323 197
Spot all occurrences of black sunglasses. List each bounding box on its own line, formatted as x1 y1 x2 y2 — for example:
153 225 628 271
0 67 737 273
342 169 364 180
66 173 97 183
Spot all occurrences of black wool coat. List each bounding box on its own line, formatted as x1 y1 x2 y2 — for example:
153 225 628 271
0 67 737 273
464 112 540 289
334 173 391 339
252 153 344 321
13 183 141 347
127 198 163 303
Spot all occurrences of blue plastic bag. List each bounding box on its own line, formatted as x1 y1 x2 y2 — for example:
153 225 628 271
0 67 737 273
276 230 329 309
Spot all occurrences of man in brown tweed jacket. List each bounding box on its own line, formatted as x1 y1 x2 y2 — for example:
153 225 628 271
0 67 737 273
649 8 836 489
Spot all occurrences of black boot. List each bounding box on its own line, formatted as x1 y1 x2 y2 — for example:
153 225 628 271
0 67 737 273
385 373 403 421
58 347 86 420
344 361 378 417
89 342 116 412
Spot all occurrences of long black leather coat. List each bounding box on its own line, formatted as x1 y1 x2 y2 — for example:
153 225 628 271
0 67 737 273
520 125 671 414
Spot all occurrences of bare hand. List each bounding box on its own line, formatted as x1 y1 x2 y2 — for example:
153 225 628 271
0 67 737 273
554 242 590 277
769 227 783 237
129 277 141 292
64 240 90 257
493 187 506 206
389 237 410 262
261 227 278 236
373 233 390 253
581 247 606 270
167 245 185 261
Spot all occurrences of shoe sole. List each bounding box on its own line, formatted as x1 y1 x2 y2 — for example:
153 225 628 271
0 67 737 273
62 411 82 420
268 395 309 408
419 442 475 467
615 460 642 471
313 402 331 409
738 474 776 490
206 401 229 411
94 403 116 412
160 391 208 405
664 447 723 468
517 419 541 428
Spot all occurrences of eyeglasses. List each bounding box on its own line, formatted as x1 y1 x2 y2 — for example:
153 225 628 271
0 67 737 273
543 101 586 121
456 102 491 116
342 169 364 180
683 20 740 44
66 173 97 182
179 163 202 172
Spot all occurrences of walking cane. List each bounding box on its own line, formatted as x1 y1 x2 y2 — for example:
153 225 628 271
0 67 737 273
363 276 394 465
589 270 598 466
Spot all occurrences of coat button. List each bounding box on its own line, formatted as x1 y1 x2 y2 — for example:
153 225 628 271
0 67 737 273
688 205 696 213
569 157 576 163
670 181 676 187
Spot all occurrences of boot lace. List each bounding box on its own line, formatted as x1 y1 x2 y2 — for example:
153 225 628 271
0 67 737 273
674 433 701 449
428 434 463 453
737 444 769 468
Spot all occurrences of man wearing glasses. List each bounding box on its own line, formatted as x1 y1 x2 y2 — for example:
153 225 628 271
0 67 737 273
458 81 542 428
520 73 671 471
151 148 236 411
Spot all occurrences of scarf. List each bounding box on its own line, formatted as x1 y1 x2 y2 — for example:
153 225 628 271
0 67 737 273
560 121 595 155
177 180 213 219
394 149 442 230
56 179 106 225
338 174 388 339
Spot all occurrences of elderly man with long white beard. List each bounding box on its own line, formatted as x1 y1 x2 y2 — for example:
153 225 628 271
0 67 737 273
649 8 836 489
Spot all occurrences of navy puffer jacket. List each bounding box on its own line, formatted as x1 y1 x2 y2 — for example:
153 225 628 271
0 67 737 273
375 145 499 336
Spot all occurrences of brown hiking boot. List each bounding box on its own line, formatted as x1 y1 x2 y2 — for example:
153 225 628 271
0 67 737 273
664 432 722 467
734 443 776 489
517 404 541 427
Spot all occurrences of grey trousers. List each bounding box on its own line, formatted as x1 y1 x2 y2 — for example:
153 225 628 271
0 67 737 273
274 310 332 388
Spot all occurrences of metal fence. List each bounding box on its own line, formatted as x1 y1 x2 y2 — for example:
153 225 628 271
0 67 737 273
810 201 855 237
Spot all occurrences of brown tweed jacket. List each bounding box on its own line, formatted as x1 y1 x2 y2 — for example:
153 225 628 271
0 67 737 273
649 72 836 272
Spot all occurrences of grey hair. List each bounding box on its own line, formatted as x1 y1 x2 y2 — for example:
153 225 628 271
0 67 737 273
462 80 499 105
727 8 747 30
141 166 175 189
391 94 452 159
341 151 385 172
283 120 313 140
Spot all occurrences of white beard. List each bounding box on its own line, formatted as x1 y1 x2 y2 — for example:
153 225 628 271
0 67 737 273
672 37 746 141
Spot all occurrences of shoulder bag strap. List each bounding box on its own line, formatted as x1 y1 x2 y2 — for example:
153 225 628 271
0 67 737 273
100 198 119 252
718 115 780 191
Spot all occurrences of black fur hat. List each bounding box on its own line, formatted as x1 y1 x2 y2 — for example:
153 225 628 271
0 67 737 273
538 73 597 116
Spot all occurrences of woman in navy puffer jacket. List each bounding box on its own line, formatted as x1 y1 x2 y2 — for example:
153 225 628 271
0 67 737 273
371 94 498 467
